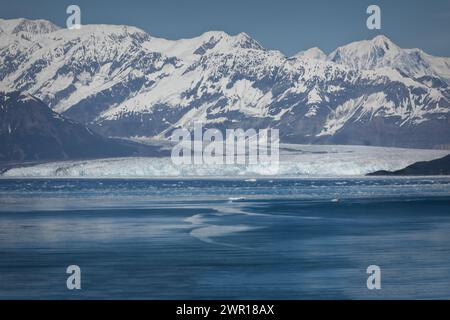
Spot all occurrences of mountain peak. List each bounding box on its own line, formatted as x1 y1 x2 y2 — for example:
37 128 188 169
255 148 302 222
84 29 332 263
198 30 229 39
0 18 60 35
194 30 263 52
327 34 450 83
328 35 401 69
234 32 263 50
332 35 400 55
294 47 327 60
370 35 397 50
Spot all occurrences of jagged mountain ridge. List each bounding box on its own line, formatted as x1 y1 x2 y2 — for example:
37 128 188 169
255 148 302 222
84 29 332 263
1 18 449 148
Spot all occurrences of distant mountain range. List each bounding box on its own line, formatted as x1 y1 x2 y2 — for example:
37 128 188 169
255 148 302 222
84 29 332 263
1 18 450 149
0 91 164 162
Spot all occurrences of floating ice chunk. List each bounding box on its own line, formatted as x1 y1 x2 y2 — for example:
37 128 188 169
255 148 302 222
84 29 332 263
228 197 246 201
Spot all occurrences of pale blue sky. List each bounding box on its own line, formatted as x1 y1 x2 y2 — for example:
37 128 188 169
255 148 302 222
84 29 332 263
1 0 449 56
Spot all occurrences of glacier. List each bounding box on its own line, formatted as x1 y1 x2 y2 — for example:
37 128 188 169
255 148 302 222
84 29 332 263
2 145 448 178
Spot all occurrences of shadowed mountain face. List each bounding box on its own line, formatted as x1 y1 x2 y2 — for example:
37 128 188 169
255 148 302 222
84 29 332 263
368 154 450 176
0 91 162 162
0 18 450 148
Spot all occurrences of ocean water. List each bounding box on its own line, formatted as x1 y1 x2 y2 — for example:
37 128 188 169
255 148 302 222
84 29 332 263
0 177 449 299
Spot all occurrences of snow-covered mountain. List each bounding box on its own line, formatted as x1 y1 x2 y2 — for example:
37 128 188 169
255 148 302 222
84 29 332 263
1 18 449 149
329 35 450 84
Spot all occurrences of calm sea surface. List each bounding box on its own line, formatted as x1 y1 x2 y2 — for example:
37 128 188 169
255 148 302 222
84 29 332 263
0 178 449 299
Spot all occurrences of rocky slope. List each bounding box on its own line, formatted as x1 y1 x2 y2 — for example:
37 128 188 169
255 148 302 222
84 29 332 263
368 154 450 176
0 91 162 162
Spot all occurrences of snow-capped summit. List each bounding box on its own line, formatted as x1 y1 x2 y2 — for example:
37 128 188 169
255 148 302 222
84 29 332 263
293 47 327 60
329 35 401 69
0 18 60 35
192 31 264 54
370 35 398 49
233 32 264 50
329 35 450 83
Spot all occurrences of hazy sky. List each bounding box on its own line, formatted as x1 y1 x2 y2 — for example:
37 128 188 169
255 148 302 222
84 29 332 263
1 0 449 56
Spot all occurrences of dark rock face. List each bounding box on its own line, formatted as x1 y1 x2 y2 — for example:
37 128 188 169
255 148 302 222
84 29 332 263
368 154 450 176
0 91 161 162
